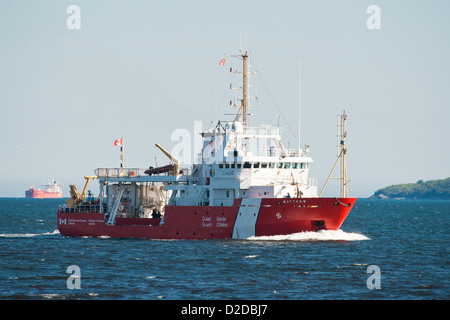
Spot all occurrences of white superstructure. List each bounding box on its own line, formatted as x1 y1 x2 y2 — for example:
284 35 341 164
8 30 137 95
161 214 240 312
42 179 63 193
168 120 317 207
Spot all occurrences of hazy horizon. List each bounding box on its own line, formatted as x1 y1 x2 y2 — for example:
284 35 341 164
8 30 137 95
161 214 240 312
1 1 449 198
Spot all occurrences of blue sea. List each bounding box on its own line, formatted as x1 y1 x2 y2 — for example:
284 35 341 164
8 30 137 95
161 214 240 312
0 198 448 302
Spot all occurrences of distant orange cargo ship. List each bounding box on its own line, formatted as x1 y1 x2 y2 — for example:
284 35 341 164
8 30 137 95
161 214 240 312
25 179 63 198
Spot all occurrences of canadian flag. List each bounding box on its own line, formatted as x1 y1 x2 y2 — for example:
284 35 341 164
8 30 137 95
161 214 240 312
114 138 123 146
219 58 225 66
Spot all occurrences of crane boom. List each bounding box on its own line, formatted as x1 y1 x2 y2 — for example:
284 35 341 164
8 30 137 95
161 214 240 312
155 143 180 175
81 176 98 202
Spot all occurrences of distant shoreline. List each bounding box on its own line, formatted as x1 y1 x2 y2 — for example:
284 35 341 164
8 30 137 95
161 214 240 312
370 178 450 200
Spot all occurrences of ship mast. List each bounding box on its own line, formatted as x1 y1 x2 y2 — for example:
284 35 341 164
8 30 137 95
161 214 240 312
339 112 348 197
319 111 349 198
242 51 250 132
229 34 252 133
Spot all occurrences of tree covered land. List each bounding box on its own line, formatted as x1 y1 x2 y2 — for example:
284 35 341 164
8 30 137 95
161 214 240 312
372 177 450 199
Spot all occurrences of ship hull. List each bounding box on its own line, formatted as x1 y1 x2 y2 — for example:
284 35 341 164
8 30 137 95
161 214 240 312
26 188 62 199
57 197 357 239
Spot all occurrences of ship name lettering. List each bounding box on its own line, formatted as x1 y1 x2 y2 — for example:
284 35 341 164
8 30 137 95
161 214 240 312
202 216 211 221
216 222 228 227
283 199 306 204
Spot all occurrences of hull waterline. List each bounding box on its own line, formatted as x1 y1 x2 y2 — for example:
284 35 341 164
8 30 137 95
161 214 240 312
57 198 357 239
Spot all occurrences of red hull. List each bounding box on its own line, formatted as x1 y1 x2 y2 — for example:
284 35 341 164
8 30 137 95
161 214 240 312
26 188 62 199
57 198 357 239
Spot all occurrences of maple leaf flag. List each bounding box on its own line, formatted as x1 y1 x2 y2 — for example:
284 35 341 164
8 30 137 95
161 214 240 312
219 58 226 66
114 138 123 146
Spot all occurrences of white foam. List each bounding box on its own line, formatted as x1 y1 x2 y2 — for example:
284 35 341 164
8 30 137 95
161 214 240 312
247 229 370 241
0 229 60 238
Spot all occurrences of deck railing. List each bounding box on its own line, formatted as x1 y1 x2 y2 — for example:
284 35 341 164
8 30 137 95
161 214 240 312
59 204 106 213
95 168 145 178
95 167 192 178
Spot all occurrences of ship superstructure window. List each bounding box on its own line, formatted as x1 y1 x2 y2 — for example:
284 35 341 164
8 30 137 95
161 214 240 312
299 163 309 169
216 161 307 170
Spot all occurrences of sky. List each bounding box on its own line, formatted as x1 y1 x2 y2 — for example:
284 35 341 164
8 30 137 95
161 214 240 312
1 0 449 198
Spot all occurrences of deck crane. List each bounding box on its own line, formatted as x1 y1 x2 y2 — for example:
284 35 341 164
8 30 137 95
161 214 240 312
154 143 180 176
67 175 99 206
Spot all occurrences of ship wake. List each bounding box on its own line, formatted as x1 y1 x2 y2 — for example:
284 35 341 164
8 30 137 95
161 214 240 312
0 229 60 238
247 229 370 241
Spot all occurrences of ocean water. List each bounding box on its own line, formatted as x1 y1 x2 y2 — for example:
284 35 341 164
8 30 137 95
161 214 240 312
0 198 448 301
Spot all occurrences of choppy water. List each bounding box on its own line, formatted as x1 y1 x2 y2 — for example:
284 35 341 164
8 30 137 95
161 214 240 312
0 198 448 301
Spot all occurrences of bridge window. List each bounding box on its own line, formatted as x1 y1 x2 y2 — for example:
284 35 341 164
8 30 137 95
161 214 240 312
284 163 290 169
277 162 283 169
254 162 260 168
292 163 298 169
261 163 268 168
243 162 251 168
269 162 275 168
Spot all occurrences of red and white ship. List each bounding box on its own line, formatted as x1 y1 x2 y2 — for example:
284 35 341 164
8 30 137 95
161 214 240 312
26 179 63 199
57 45 357 239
